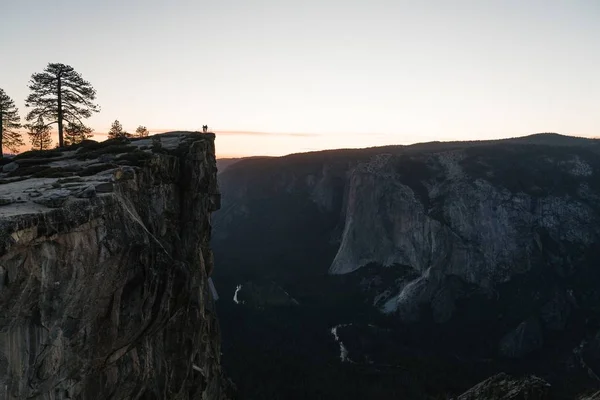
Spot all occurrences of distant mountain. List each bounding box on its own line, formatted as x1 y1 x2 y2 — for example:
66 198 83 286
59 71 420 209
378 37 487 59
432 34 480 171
212 133 600 399
216 158 242 174
216 156 272 174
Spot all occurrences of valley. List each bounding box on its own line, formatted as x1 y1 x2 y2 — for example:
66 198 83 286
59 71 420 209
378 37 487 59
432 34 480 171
212 133 600 399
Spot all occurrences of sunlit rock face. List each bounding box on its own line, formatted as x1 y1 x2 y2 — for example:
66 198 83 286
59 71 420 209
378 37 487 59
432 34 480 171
330 141 600 326
0 133 231 400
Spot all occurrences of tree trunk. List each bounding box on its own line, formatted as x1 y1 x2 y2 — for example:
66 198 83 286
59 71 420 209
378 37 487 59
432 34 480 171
57 78 63 147
0 108 4 158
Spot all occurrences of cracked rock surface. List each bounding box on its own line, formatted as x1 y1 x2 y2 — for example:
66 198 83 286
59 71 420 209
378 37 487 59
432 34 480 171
0 132 231 399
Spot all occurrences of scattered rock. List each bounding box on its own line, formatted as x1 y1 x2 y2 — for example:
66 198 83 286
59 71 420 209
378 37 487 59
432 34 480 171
28 191 42 198
455 373 551 400
2 162 18 173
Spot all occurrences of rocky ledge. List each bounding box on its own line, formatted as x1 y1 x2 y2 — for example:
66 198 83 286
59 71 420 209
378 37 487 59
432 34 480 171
0 132 231 399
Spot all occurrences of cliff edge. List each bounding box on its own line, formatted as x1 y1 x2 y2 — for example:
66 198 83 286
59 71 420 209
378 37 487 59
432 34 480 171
0 132 230 399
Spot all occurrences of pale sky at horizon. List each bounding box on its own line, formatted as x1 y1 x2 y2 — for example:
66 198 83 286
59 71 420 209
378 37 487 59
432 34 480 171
1 0 599 157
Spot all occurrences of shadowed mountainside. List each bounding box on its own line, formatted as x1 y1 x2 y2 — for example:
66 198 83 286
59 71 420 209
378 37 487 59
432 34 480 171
212 133 600 399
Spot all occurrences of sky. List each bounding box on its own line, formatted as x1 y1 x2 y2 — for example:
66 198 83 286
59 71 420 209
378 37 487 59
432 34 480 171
1 0 599 157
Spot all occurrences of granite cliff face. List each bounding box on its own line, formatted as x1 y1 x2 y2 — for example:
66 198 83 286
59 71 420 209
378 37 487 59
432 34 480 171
0 133 229 399
213 133 600 398
331 144 599 321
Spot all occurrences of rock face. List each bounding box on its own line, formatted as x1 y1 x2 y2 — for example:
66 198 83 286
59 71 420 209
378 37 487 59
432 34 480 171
329 144 600 323
455 373 551 400
0 133 229 399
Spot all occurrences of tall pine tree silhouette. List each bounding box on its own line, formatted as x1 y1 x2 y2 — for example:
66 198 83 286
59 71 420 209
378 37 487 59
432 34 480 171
108 119 131 139
64 122 93 146
26 63 99 147
26 116 52 151
0 88 24 157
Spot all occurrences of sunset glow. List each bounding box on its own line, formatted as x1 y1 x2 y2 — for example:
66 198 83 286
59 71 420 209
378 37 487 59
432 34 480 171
2 0 598 158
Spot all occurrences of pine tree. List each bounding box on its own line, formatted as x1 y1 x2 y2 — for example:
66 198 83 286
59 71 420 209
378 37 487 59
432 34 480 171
25 63 100 147
107 119 131 139
135 125 149 138
26 116 52 151
0 88 24 157
64 122 93 146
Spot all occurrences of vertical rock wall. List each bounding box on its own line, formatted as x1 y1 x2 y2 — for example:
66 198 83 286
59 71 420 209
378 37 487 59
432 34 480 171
0 133 229 399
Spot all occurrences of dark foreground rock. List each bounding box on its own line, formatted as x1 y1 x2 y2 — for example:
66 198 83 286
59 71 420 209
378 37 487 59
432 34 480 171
0 132 231 399
455 373 551 400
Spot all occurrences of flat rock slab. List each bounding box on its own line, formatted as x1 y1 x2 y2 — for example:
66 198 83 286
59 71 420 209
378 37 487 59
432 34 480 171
0 133 214 218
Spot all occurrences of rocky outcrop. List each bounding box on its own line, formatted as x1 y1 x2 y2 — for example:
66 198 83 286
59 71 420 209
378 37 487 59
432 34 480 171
0 133 230 399
455 373 551 400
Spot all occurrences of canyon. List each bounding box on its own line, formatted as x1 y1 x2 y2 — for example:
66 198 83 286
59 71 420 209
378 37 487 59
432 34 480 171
213 133 600 399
